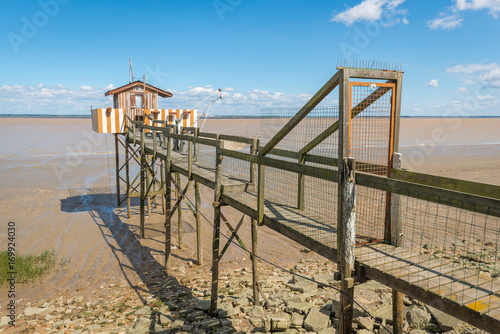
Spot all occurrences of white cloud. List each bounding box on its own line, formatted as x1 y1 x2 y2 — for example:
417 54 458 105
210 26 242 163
80 85 93 91
425 79 439 87
446 62 498 73
330 0 407 27
427 14 463 29
455 0 500 17
100 84 115 91
402 17 409 24
478 67 500 87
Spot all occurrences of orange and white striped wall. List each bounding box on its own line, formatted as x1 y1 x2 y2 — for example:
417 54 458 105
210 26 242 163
91 108 125 134
91 108 198 134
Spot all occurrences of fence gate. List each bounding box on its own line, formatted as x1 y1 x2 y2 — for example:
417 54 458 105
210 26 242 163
348 81 396 245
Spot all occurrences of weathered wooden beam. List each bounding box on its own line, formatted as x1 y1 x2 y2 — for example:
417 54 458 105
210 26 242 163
250 138 258 185
297 153 306 210
195 181 203 265
251 218 259 306
176 173 183 249
356 172 500 218
125 138 131 219
257 163 265 225
347 68 399 80
339 158 356 334
390 153 404 334
390 168 500 201
164 161 172 269
218 214 246 260
219 134 255 145
115 134 121 207
140 129 146 238
259 71 341 156
209 139 223 316
392 72 403 153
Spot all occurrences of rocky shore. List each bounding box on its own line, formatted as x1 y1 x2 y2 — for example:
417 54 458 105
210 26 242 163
0 258 488 334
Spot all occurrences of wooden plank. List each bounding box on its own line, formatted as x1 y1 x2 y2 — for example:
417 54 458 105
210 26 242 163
219 148 339 183
164 163 172 269
220 134 255 145
259 71 341 156
391 168 500 201
347 68 399 80
356 172 500 218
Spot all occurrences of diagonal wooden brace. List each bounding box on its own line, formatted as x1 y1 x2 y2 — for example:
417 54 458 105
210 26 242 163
218 214 246 260
168 177 192 218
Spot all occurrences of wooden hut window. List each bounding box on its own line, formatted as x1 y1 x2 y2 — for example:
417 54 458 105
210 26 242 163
134 95 143 108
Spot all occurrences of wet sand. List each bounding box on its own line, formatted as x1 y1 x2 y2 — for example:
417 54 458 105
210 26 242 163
0 117 499 313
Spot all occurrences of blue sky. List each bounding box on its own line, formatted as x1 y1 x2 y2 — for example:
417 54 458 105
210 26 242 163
1 0 500 116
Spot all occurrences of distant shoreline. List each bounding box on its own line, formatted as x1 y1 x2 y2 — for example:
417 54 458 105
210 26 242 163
1 114 499 119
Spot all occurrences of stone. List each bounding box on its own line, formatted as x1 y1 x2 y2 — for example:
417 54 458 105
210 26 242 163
303 307 330 332
233 297 251 307
170 319 185 330
357 330 372 334
75 296 84 303
187 310 206 322
45 314 55 321
0 316 10 327
425 322 441 333
355 316 374 331
318 327 337 334
287 302 313 315
213 326 236 334
379 324 394 334
133 317 151 331
270 312 291 332
24 305 55 317
287 281 317 294
427 306 465 332
200 317 221 331
135 306 151 316
406 305 431 329
248 305 265 318
217 303 238 318
290 312 304 328
195 299 211 311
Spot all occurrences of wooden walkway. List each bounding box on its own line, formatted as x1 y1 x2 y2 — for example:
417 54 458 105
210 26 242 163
129 132 500 333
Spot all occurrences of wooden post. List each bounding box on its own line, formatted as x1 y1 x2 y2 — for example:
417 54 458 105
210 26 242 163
161 160 166 216
297 153 305 210
188 140 193 179
251 218 259 306
209 138 223 316
164 159 172 269
250 138 258 185
125 138 131 219
140 128 146 238
115 134 121 207
146 158 151 217
195 181 203 265
391 152 404 334
176 172 183 249
339 157 356 334
257 162 265 225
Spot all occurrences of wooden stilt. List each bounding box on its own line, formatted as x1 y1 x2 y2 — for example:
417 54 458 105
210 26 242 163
140 128 146 238
209 139 223 316
161 160 166 216
339 157 356 334
251 218 259 306
125 138 131 219
146 158 151 217
391 152 404 334
164 161 172 269
195 180 203 265
115 134 121 207
165 130 172 268
176 172 183 249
